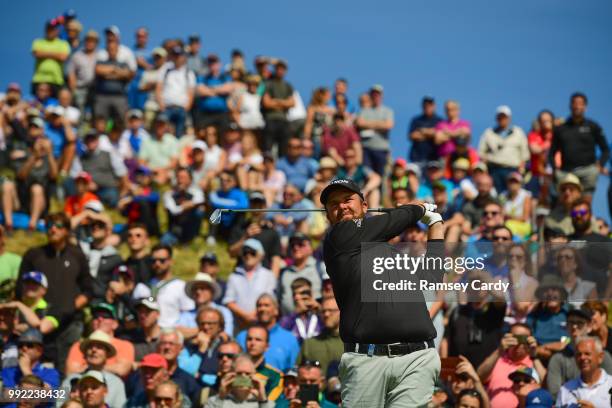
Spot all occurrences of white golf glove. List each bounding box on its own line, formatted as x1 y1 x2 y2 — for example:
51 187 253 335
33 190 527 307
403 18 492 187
420 203 443 226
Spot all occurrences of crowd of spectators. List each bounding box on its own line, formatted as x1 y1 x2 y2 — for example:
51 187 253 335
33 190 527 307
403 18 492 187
0 10 612 408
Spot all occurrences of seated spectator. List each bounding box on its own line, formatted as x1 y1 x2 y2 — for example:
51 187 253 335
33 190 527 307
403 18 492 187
124 223 153 284
134 244 195 328
557 336 612 407
104 265 138 331
555 246 596 307
10 271 58 335
460 175 497 235
61 330 127 408
93 37 131 122
77 370 110 408
298 297 342 376
434 99 471 159
544 174 584 236
203 340 243 403
177 273 233 339
444 356 490 408
152 380 185 408
266 184 313 245
1 328 59 389
275 361 337 408
65 302 135 378
0 296 19 370
208 170 249 242
236 294 299 373
129 328 202 407
275 367 299 406
57 87 81 126
118 170 161 237
161 167 205 245
279 279 322 344
261 153 286 206
207 353 272 407
336 147 381 208
223 239 276 329
244 325 283 401
279 233 323 315
228 191 282 276
64 172 100 217
453 389 484 408
546 308 612 398
508 367 552 408
478 106 529 193
44 105 77 174
118 109 150 161
505 244 538 324
72 130 129 207
121 297 161 361
276 137 318 193
138 113 179 186
499 172 532 239
477 323 545 408
198 252 227 300
582 300 612 355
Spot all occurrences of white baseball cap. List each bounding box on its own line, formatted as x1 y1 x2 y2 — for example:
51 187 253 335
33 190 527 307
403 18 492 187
496 105 512 117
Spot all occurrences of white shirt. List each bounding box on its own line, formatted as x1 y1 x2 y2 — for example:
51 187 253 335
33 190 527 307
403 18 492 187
158 62 196 107
556 369 612 408
96 44 137 72
163 186 205 215
134 278 195 328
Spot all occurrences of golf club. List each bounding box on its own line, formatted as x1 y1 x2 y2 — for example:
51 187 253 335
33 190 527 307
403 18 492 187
209 207 394 225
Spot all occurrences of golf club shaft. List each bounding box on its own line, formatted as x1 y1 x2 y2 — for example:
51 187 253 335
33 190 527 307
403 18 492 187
218 207 392 213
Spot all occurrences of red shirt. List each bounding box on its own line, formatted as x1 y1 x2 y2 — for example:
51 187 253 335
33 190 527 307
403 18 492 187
321 125 359 160
64 192 100 217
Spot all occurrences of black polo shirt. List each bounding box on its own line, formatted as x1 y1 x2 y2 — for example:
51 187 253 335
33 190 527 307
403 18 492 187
323 204 444 344
551 117 609 171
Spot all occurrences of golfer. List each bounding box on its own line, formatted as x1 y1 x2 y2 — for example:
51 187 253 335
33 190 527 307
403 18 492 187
320 178 445 407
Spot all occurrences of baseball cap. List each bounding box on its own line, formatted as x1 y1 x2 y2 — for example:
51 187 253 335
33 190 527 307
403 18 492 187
249 191 266 203
200 252 218 264
188 34 200 43
46 105 64 117
84 130 99 141
75 171 93 183
84 200 104 213
104 25 120 37
320 178 364 206
473 162 488 173
171 45 184 55
18 328 43 345
152 47 167 58
84 30 99 40
370 84 384 93
405 163 421 178
127 109 143 119
7 82 21 93
558 173 582 191
394 158 407 169
422 96 435 104
507 171 523 183
22 271 48 288
319 156 338 170
243 238 265 255
30 117 45 129
136 297 160 311
496 105 512 117
112 265 135 281
184 272 221 301
227 122 240 131
141 353 168 369
275 59 288 68
567 308 593 322
80 330 117 357
431 181 447 191
289 232 310 245
426 159 444 169
508 367 540 384
79 370 107 386
192 140 207 152
524 388 554 408
136 165 152 176
155 112 170 123
283 367 298 378
452 158 471 171
91 303 117 320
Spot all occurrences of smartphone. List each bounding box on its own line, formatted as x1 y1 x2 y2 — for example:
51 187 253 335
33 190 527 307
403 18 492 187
298 384 319 406
440 357 461 383
515 335 529 345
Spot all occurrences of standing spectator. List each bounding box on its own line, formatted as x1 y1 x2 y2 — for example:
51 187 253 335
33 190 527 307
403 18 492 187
186 34 207 76
551 92 609 201
156 46 196 138
303 87 334 150
329 77 356 114
135 244 195 328
0 225 21 284
527 110 556 195
31 20 70 94
97 26 137 72
261 60 295 156
409 96 443 168
93 38 132 122
276 137 318 193
128 27 151 111
66 30 99 116
140 47 168 127
161 167 205 245
195 54 232 131
138 113 179 185
229 74 265 131
478 106 530 193
355 84 394 177
235 294 299 373
223 239 276 329
321 113 362 167
64 19 83 51
556 336 612 408
245 325 284 401
434 100 471 158
18 212 93 372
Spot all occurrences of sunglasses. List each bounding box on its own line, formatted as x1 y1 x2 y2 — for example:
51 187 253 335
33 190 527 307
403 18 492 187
242 249 257 257
571 209 589 218
152 257 169 264
511 377 532 385
47 221 66 230
154 397 175 404
19 342 39 349
492 236 511 242
91 221 106 230
290 240 308 248
218 352 237 359
484 211 500 217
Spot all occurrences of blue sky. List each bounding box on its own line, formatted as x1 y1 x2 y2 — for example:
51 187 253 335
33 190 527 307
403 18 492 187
2 0 611 219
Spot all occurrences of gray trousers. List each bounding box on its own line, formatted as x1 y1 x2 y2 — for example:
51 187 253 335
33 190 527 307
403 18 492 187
339 347 440 408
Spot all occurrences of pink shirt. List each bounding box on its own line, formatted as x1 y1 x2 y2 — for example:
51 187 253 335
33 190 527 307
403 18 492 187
487 354 533 408
435 119 471 157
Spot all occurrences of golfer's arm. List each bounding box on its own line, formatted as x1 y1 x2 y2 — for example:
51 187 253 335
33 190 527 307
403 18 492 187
361 205 426 242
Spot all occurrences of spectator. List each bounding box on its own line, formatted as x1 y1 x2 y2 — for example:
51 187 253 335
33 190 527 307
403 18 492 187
0 328 59 389
544 173 584 235
508 367 551 408
57 88 81 126
266 184 313 245
262 153 286 206
478 106 530 193
7 270 58 335
138 113 179 185
336 147 381 208
152 380 184 408
195 54 232 131
354 84 394 177
244 325 284 401
550 92 609 200
118 166 161 236
207 353 272 407
477 323 545 408
279 279 322 345
77 370 110 408
66 30 99 116
64 18 83 51
527 110 556 194
186 34 206 76
121 297 162 361
298 297 343 376
278 233 323 315
93 37 132 122
276 137 318 193
124 223 153 284
61 330 127 408
177 273 233 339
445 356 490 408
104 265 138 330
261 60 294 156
140 47 168 126
135 244 195 328
0 304 19 369
65 302 135 378
208 170 249 242
126 353 186 408
156 45 196 138
555 246 596 307
0 225 22 284
275 361 337 408
454 389 485 408
556 336 612 408
229 74 265 131
63 172 100 217
97 26 137 73
321 112 362 167
505 244 538 324
499 172 532 239
44 105 77 173
434 99 471 159
303 87 334 150
128 27 151 111
409 96 443 168
582 300 612 355
118 109 150 161
31 19 70 94
236 294 299 373
161 167 205 245
546 308 612 397
18 212 93 372
197 253 227 300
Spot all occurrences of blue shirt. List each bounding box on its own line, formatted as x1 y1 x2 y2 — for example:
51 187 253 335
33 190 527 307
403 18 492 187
276 156 318 192
209 187 249 227
409 113 443 163
2 363 60 388
177 302 234 337
236 323 300 372
526 304 569 345
197 74 230 112
44 123 73 158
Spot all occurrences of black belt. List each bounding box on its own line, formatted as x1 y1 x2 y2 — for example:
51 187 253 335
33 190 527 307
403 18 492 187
344 339 435 357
